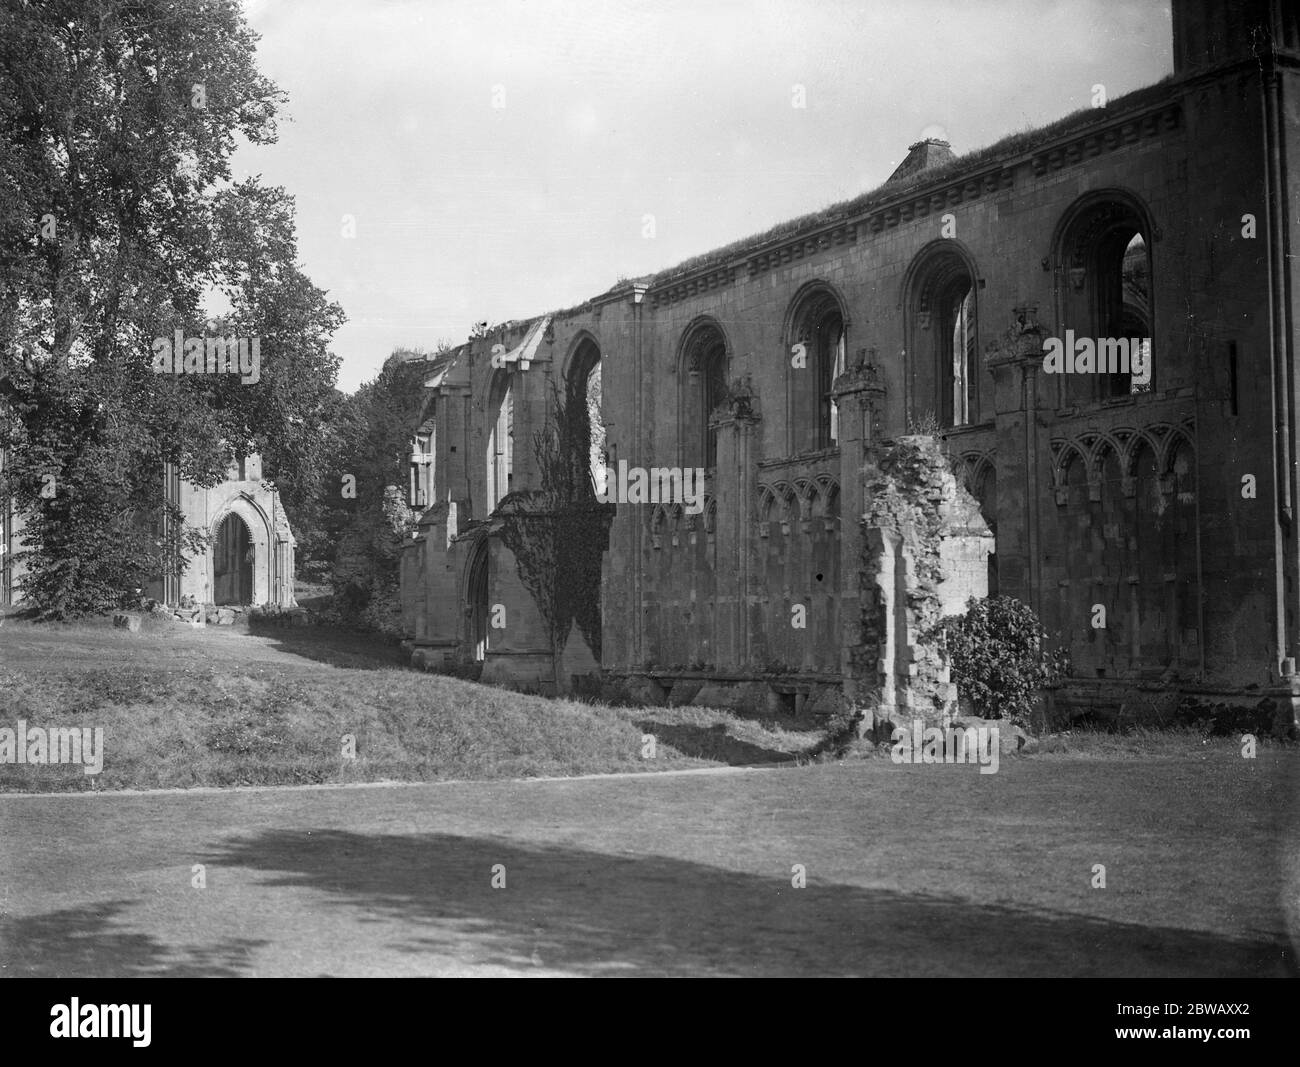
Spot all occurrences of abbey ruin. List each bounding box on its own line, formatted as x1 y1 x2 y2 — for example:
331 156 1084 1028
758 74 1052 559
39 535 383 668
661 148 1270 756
398 0 1300 730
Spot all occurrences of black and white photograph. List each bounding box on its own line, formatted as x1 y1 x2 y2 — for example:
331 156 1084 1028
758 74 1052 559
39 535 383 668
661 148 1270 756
0 0 1297 1012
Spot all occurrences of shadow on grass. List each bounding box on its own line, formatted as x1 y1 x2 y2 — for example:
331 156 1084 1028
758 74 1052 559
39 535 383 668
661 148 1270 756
1 900 266 977
633 719 799 766
193 829 1291 978
245 621 412 671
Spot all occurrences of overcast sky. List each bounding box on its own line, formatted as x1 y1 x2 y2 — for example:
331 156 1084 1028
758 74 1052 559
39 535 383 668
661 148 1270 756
233 0 1173 392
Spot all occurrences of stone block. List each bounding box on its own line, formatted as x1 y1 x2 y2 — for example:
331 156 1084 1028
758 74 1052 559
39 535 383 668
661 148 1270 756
624 676 668 706
765 689 791 715
666 679 703 706
411 647 445 672
690 681 767 711
113 613 142 632
804 685 846 716
949 715 1028 754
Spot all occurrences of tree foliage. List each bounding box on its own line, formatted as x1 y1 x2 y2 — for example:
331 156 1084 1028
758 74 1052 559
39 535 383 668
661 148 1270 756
319 350 445 624
0 0 344 615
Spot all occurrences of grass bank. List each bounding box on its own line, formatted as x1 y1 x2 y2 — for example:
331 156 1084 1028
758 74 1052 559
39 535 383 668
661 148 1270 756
0 618 823 792
0 617 1282 793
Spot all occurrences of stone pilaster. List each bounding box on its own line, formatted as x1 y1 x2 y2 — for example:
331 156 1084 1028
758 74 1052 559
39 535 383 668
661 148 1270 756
985 305 1047 613
481 513 559 694
410 501 461 661
831 351 886 703
708 375 761 669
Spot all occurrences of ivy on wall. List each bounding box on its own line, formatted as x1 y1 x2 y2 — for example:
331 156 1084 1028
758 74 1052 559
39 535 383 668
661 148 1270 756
494 380 612 660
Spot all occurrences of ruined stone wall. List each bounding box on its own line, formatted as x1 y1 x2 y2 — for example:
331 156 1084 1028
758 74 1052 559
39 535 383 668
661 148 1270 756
642 506 718 669
749 477 840 675
855 436 993 725
399 65 1297 714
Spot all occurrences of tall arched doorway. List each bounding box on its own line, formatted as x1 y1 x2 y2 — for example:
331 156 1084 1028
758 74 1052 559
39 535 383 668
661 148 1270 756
214 513 254 605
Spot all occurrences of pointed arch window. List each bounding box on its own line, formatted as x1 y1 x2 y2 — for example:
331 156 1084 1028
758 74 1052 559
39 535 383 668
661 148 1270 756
566 339 604 496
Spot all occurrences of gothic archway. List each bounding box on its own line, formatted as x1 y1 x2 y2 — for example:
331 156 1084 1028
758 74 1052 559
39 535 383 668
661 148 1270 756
214 512 254 606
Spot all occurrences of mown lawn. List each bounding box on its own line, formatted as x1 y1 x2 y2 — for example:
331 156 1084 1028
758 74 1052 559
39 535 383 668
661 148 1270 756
0 753 1293 976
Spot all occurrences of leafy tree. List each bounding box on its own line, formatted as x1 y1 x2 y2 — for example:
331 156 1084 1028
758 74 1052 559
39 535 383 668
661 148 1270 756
320 349 447 625
932 596 1071 728
0 0 343 615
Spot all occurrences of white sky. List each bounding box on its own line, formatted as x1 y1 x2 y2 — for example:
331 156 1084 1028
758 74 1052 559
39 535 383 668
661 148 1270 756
233 0 1173 392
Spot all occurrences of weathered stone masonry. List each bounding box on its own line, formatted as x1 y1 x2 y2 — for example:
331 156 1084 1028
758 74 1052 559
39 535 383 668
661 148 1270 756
400 1 1300 728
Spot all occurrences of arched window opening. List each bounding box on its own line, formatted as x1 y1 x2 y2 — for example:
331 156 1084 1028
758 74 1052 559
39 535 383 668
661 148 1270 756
410 423 435 508
566 339 604 497
788 290 846 454
679 324 729 469
1093 228 1151 398
486 371 514 512
907 248 977 429
949 287 975 426
1118 233 1152 396
1058 195 1154 402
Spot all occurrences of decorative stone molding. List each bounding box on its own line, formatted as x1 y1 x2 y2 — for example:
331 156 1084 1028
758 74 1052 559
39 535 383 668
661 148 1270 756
1049 418 1196 501
649 265 739 310
985 305 1047 370
1030 103 1180 178
830 347 885 400
709 374 761 427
